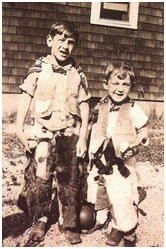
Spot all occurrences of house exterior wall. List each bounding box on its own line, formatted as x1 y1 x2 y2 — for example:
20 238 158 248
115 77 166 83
2 2 164 100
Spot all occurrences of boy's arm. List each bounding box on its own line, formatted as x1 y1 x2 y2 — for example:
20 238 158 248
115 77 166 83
76 101 89 158
131 103 149 147
123 103 149 159
16 92 32 153
16 59 41 152
135 125 149 146
123 125 149 159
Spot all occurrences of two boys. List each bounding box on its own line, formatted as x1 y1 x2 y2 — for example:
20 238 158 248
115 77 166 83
16 21 149 246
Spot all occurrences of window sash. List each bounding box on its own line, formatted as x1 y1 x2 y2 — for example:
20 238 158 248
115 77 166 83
90 2 139 29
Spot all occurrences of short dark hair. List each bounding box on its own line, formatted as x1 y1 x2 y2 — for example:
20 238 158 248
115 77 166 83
104 61 135 85
49 21 79 45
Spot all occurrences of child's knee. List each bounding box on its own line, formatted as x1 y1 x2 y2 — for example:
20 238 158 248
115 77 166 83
96 209 108 224
35 141 49 158
35 141 50 179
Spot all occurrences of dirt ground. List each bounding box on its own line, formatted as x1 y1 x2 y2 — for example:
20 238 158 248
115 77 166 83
2 113 164 247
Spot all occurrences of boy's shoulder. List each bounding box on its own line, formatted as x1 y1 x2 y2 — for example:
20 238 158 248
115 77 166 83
133 101 150 117
27 57 44 76
74 62 87 79
99 95 110 105
27 55 58 75
89 96 110 124
74 61 89 93
94 96 110 110
93 95 110 114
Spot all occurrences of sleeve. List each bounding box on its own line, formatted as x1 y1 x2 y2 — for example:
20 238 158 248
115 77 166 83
19 58 42 97
136 126 149 146
78 71 91 104
19 72 39 97
130 103 148 130
130 103 149 147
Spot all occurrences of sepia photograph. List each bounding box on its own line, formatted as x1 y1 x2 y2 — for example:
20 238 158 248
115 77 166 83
2 1 164 247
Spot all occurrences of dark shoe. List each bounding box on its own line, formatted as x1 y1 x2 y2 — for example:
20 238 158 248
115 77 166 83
23 240 39 247
124 228 137 247
64 229 82 244
106 228 124 246
124 239 136 247
29 221 46 242
86 221 105 234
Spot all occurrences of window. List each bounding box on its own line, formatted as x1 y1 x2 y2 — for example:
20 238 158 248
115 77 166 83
90 2 139 29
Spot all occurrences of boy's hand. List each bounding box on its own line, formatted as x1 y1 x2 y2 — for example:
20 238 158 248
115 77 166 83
123 148 134 159
76 138 87 158
122 147 138 159
120 142 138 159
16 129 32 153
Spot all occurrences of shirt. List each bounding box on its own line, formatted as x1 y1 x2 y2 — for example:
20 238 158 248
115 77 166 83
19 55 91 131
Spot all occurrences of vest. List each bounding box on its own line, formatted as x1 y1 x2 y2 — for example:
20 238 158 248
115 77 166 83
31 62 82 119
89 97 137 158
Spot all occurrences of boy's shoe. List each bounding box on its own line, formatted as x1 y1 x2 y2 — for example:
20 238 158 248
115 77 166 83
29 221 47 242
106 228 124 246
124 229 137 247
64 229 82 244
124 238 136 247
86 221 105 234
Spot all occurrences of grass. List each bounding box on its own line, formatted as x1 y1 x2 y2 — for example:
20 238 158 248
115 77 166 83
2 109 164 166
2 111 17 124
136 110 164 165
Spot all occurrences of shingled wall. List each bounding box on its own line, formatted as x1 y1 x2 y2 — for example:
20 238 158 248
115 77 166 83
2 2 164 100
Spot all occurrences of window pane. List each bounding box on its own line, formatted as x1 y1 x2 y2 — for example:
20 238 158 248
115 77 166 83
100 2 129 21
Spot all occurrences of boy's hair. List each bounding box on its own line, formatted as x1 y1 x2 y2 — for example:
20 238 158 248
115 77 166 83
104 61 135 85
49 21 79 45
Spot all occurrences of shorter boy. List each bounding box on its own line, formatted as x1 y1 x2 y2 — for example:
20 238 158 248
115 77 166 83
87 62 149 246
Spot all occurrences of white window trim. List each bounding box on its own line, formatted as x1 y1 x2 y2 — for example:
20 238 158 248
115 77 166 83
90 2 139 29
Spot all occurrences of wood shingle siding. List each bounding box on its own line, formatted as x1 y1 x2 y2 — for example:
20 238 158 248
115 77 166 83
2 2 164 100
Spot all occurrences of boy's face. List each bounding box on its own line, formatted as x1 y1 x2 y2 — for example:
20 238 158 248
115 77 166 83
47 32 76 62
106 73 131 103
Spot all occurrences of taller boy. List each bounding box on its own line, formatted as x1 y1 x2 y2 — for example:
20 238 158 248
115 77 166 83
16 21 90 244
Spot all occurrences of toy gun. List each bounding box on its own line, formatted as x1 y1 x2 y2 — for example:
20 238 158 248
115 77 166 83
91 140 131 178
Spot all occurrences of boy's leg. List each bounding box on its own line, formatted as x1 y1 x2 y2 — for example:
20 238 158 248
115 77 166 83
86 170 109 234
87 209 108 234
96 209 108 225
18 140 56 242
29 141 55 241
104 165 138 246
87 166 99 204
55 133 82 244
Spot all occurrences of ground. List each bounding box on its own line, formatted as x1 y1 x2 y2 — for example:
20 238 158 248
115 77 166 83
2 112 164 247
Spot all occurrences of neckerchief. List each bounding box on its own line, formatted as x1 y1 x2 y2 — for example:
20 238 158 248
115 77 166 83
109 96 131 112
51 65 69 75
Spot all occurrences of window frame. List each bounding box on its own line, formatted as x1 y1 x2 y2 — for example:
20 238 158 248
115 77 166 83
90 2 139 29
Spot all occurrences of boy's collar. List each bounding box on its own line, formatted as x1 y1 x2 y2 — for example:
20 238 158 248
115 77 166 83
43 55 75 69
108 96 131 112
41 55 76 74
